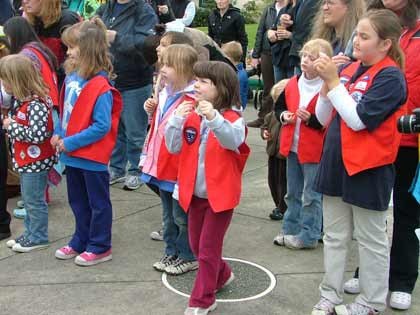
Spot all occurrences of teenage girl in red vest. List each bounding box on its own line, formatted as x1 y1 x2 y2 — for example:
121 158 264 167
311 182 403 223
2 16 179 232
51 19 122 266
273 38 333 250
140 44 198 275
1 54 56 253
311 10 407 315
165 61 250 315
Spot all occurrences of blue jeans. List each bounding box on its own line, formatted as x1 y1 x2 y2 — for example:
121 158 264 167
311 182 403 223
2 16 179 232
110 85 152 176
273 65 294 83
21 171 49 244
160 190 195 261
282 152 322 245
66 166 112 254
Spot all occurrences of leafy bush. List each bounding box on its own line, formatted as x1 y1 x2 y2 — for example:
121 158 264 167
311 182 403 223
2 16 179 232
193 1 217 27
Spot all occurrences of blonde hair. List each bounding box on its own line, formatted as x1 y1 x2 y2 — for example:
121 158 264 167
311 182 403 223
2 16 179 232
311 0 365 49
221 41 243 64
25 0 62 28
0 54 48 100
300 38 334 58
363 10 405 69
271 79 290 101
160 44 198 83
62 18 114 79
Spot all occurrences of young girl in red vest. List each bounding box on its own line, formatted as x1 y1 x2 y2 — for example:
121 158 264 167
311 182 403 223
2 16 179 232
1 54 56 252
311 10 407 315
165 61 250 315
140 44 198 275
273 39 333 250
51 19 122 266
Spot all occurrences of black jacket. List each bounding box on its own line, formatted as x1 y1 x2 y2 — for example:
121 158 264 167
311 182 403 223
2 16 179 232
271 3 295 67
289 0 320 58
208 5 248 60
252 2 278 58
149 0 175 24
97 0 158 91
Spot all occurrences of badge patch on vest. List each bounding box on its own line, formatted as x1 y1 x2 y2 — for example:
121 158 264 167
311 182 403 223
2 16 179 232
184 127 198 145
27 145 41 159
351 91 363 103
17 112 27 121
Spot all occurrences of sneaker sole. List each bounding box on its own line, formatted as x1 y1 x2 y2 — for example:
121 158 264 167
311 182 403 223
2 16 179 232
12 244 49 253
165 264 199 276
110 177 126 185
55 252 78 260
74 254 112 266
123 183 142 191
334 305 349 315
150 236 164 241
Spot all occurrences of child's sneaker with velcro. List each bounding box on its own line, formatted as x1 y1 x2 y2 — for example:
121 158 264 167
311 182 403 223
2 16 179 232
312 297 337 315
164 257 198 275
184 302 217 315
335 303 379 315
55 245 79 260
12 238 49 253
153 254 177 272
74 249 112 266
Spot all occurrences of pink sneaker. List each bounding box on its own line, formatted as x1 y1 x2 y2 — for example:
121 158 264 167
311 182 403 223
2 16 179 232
55 245 79 260
74 249 112 266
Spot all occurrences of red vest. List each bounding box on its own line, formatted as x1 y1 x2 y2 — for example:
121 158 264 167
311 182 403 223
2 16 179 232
147 93 196 181
178 110 250 213
399 21 420 147
279 75 324 163
14 99 55 167
59 75 122 164
339 57 406 175
28 46 59 106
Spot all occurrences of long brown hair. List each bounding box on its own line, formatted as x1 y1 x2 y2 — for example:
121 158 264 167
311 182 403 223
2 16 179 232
25 0 62 28
62 18 114 80
363 9 405 69
311 0 366 49
193 61 241 110
0 54 48 100
367 0 420 29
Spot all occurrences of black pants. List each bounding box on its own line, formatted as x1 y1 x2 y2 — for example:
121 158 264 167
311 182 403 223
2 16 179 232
390 146 420 293
257 53 275 120
0 129 11 233
268 155 287 213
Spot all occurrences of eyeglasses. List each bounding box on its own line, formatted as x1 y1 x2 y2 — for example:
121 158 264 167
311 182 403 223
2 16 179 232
322 0 340 9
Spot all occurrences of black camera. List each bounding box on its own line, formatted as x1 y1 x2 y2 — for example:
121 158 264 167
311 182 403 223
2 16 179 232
397 108 420 134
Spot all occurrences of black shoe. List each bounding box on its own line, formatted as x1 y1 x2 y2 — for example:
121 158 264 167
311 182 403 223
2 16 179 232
269 208 284 221
247 118 264 128
0 231 11 241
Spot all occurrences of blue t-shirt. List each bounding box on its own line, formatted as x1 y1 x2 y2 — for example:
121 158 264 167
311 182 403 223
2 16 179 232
314 65 407 211
55 71 113 171
237 63 249 109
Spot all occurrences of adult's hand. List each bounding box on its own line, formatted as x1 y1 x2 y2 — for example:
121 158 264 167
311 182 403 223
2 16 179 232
251 58 260 68
106 30 117 44
280 14 293 27
267 30 278 43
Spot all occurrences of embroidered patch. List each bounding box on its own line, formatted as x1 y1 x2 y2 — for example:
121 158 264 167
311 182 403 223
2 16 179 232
339 76 350 84
184 127 198 145
20 151 26 160
27 145 41 159
355 81 368 91
351 91 363 103
17 112 26 121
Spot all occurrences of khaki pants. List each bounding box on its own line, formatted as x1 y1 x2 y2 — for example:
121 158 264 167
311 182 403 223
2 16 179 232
320 196 389 311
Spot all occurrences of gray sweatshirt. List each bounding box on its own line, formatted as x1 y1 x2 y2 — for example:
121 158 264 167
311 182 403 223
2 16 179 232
165 109 245 199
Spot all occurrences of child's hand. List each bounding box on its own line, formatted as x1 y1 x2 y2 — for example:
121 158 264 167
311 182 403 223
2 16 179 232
2 117 12 129
175 101 194 118
197 100 216 120
282 111 296 124
144 98 158 114
314 52 340 89
263 129 272 140
57 139 66 152
50 135 61 147
296 108 311 122
332 52 351 67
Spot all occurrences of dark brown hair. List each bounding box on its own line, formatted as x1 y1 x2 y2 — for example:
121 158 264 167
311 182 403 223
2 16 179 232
193 61 241 110
368 0 420 29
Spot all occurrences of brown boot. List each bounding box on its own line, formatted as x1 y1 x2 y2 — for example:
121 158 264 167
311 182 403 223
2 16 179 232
247 118 264 128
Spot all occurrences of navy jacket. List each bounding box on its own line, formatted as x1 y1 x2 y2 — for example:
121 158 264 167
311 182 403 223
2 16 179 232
0 0 14 25
97 0 158 91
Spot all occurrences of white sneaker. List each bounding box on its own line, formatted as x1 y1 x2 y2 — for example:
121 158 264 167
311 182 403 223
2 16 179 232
123 175 142 190
164 258 198 275
109 173 126 185
335 303 379 315
273 233 285 246
184 302 217 315
390 291 411 310
312 297 337 315
344 278 360 294
150 229 163 241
